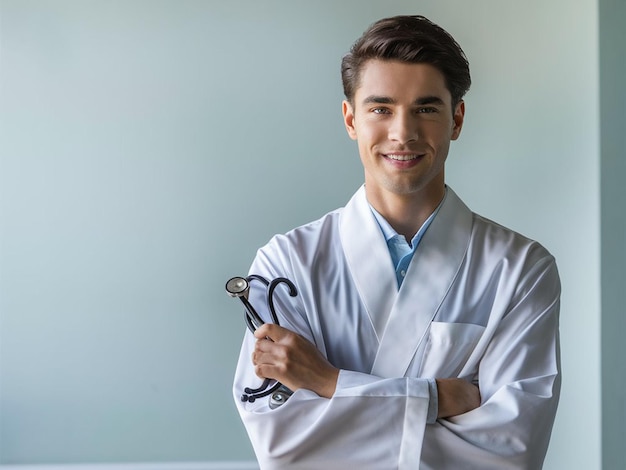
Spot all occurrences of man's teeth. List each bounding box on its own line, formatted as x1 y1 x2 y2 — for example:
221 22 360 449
386 154 419 161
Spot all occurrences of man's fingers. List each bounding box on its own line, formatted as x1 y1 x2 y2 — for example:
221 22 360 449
253 322 289 341
251 337 288 381
252 339 283 363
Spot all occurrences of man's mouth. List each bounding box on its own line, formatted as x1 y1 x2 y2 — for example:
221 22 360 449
384 153 422 161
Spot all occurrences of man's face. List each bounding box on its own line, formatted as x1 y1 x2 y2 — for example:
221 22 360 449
342 59 464 207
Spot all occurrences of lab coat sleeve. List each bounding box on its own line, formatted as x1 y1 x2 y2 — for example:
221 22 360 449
420 251 561 470
235 343 432 469
233 241 433 469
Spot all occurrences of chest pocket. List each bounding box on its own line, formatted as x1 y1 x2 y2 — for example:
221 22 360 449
418 322 485 378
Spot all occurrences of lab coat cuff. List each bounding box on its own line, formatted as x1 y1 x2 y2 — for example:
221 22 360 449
335 369 380 391
426 378 438 424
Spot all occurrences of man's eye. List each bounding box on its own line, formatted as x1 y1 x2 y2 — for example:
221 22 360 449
417 107 438 114
372 107 390 114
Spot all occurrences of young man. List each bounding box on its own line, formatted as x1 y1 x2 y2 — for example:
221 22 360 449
233 15 560 469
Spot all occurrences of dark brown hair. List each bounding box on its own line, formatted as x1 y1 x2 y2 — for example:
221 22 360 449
341 15 471 106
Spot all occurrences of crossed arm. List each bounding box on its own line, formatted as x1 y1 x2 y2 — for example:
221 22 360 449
252 323 480 418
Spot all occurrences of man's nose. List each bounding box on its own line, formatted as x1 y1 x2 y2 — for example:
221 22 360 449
388 113 418 144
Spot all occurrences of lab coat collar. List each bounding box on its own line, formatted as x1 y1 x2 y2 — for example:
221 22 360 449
339 185 473 378
339 186 398 343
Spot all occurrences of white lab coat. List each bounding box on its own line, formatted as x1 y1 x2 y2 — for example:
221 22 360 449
233 186 561 470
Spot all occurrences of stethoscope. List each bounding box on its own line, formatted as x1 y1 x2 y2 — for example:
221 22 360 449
226 274 298 405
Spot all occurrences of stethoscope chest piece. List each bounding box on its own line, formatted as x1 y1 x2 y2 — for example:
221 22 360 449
225 276 249 297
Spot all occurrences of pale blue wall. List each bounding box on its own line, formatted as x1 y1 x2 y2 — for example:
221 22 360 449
0 0 602 467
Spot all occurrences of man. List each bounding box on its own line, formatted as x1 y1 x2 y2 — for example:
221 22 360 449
233 15 560 469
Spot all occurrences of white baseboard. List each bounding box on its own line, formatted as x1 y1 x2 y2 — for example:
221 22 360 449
0 463 259 470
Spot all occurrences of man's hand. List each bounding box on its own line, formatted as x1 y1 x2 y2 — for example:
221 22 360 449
253 323 339 399
436 378 481 418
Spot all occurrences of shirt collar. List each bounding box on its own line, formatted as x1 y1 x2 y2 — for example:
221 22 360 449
369 187 448 245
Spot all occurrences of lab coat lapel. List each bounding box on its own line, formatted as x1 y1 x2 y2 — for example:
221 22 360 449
371 189 473 378
339 186 398 342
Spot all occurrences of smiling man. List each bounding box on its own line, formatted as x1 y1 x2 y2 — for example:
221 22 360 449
343 59 464 241
233 15 561 469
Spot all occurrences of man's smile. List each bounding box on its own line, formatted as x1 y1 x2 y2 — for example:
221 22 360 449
383 153 423 161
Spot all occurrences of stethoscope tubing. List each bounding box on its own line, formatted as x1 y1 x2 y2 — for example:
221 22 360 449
229 275 296 333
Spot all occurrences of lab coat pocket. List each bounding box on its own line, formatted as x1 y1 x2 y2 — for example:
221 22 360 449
419 322 485 378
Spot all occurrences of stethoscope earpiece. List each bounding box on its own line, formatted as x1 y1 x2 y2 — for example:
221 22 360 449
241 379 282 403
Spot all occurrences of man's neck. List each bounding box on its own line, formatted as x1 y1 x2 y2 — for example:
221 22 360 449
366 187 445 241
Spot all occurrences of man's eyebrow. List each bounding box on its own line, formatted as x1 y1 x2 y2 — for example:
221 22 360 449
362 95 396 105
361 95 446 106
415 96 446 106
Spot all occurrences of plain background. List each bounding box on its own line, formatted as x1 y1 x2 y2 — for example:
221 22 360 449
1 0 621 468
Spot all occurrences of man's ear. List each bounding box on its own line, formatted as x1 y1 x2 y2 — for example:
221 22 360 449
451 100 465 141
342 100 358 141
